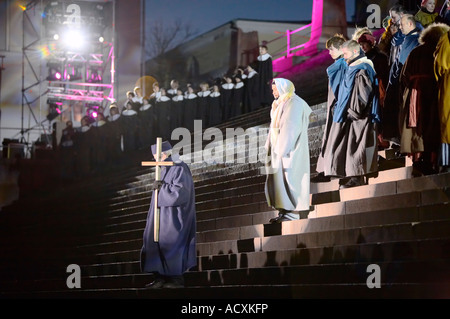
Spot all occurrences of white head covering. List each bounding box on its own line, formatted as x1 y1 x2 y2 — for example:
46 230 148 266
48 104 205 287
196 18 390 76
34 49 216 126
270 78 295 129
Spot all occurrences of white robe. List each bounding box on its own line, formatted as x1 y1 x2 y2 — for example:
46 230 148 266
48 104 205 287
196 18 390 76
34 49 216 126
264 88 312 212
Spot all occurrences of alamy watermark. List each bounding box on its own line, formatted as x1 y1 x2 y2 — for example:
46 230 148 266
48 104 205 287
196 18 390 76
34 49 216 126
366 264 381 288
66 264 81 289
168 120 284 174
366 4 382 29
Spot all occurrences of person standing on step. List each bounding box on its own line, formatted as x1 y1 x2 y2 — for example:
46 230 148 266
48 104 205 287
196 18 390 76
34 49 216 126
434 29 450 173
141 141 197 288
322 40 381 189
313 33 348 183
264 78 312 223
399 23 449 176
258 44 274 108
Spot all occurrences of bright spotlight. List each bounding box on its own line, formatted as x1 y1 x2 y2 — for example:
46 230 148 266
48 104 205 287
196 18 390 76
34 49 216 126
64 29 85 49
53 33 59 41
98 36 104 43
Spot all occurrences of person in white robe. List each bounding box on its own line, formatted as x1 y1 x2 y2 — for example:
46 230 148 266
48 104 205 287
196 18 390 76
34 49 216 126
264 78 312 223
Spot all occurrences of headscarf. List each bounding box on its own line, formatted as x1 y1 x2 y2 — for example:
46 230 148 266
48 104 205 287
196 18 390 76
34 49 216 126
358 33 376 46
270 78 295 129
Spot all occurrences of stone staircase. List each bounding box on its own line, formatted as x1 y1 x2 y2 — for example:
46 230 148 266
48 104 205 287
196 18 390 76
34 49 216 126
1 102 450 300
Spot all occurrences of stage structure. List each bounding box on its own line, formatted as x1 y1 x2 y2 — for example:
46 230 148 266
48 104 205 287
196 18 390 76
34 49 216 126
20 0 115 150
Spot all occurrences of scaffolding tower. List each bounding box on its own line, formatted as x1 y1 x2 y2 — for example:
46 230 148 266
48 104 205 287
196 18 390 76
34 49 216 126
20 0 115 156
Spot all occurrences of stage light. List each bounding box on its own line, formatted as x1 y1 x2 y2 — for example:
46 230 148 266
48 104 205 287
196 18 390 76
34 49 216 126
63 29 85 50
53 33 59 41
87 67 103 83
98 36 104 43
65 63 83 81
86 105 101 121
46 101 62 121
47 64 63 81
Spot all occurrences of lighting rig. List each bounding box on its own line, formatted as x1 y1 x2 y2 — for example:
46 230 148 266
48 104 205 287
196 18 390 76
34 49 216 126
42 1 115 123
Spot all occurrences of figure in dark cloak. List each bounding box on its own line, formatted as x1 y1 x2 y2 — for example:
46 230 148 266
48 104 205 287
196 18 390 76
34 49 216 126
220 75 234 121
106 103 123 164
155 88 172 141
121 102 140 152
141 141 197 288
138 99 155 149
208 84 222 126
322 40 381 189
257 45 274 107
230 75 244 118
183 86 198 132
313 33 348 183
243 63 261 113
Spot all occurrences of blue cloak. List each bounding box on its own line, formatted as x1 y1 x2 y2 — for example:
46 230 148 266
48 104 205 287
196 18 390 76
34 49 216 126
140 158 197 276
327 57 348 99
332 59 380 124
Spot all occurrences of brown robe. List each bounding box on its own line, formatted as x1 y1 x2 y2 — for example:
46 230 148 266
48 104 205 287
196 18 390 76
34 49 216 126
322 57 378 178
399 44 441 154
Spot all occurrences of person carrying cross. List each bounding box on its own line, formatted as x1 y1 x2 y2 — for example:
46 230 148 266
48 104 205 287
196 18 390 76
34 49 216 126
140 140 197 289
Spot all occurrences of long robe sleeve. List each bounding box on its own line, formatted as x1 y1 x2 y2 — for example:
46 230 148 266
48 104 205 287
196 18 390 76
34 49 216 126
158 166 191 207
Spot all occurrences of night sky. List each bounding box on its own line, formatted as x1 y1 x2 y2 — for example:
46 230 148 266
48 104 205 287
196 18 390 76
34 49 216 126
145 0 356 41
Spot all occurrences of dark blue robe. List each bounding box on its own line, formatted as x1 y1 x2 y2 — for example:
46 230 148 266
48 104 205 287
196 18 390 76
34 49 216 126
140 158 197 276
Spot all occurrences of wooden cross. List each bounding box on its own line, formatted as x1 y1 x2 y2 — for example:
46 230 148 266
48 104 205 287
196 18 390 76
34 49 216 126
141 137 174 242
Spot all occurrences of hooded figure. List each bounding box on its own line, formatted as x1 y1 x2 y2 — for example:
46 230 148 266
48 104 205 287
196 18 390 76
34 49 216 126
140 141 197 288
264 78 312 223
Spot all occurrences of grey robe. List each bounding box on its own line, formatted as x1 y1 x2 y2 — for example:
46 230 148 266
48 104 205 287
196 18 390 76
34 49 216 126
264 89 312 211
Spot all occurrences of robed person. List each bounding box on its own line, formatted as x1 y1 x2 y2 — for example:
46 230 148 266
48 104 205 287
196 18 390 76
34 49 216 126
90 113 108 171
258 45 274 107
106 104 123 164
220 76 234 121
74 116 95 177
435 30 450 172
197 83 211 127
243 64 261 113
171 89 185 130
155 88 172 141
264 78 312 223
322 40 380 189
230 75 244 118
314 33 348 183
138 99 155 149
383 14 422 143
399 24 449 176
141 141 197 288
121 103 140 152
183 86 198 132
208 84 222 126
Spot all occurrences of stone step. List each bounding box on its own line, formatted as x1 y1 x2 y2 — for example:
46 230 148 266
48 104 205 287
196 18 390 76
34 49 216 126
3 181 448 262
2 282 449 299
4 204 447 276
3 259 449 294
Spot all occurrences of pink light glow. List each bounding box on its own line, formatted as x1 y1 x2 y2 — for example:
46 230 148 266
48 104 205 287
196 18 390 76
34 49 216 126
273 0 323 72
52 93 105 102
55 72 62 80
